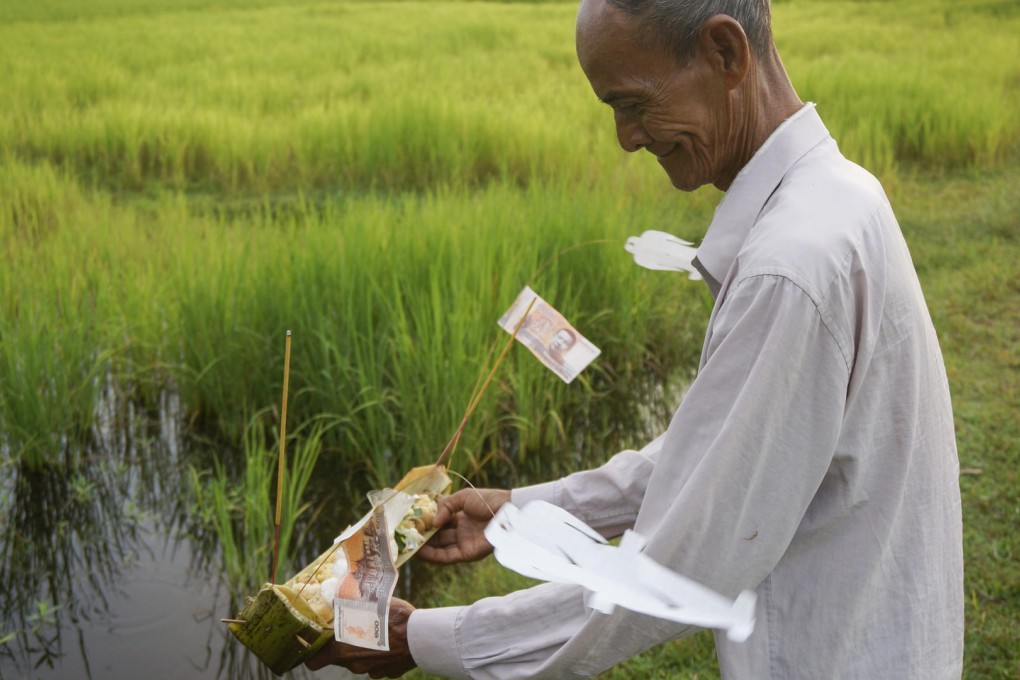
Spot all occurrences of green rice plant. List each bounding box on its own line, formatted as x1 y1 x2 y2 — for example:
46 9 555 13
0 164 109 465
286 182 710 485
779 0 1020 174
155 175 709 486
0 317 109 467
2 0 1012 475
0 0 1017 675
191 415 334 592
0 0 599 196
0 158 176 466
2 0 1015 200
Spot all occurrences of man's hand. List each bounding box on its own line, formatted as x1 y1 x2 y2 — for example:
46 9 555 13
417 488 511 564
305 598 416 678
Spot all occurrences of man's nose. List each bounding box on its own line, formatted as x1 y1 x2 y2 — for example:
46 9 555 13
614 112 651 153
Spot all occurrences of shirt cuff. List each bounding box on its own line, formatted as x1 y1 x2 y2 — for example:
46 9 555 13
510 480 560 509
407 606 471 679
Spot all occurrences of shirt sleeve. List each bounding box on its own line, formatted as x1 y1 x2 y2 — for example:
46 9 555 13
408 582 592 680
410 273 851 678
511 433 665 538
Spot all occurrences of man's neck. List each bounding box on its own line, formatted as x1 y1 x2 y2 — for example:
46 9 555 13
714 46 803 192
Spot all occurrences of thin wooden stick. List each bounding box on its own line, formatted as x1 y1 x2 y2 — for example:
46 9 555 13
271 330 292 586
435 297 536 468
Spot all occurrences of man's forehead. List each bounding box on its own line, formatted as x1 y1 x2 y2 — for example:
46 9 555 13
577 0 635 44
576 0 642 69
576 0 677 92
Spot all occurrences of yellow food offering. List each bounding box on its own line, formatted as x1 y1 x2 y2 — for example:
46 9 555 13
227 465 451 675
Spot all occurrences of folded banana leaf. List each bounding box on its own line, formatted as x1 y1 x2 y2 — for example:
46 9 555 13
227 464 451 675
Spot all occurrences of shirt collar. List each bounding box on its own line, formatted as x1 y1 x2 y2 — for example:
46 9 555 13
692 103 830 298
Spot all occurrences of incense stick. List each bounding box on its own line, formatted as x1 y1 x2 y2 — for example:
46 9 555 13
435 297 536 468
297 303 532 597
271 330 292 586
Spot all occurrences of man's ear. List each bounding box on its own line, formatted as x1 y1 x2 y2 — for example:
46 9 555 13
697 15 751 90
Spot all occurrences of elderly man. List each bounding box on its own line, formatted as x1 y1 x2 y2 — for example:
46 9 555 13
309 0 964 677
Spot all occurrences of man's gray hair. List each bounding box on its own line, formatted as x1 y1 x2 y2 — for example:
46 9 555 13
606 0 773 64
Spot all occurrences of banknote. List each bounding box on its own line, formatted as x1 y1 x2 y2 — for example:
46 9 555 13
333 505 398 650
498 286 601 384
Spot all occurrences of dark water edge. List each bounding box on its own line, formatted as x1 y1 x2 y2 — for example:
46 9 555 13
0 366 680 680
0 518 356 680
0 387 361 680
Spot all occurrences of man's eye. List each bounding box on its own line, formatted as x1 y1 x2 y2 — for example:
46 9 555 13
615 103 640 116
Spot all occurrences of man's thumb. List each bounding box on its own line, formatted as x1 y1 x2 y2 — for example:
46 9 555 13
432 493 460 527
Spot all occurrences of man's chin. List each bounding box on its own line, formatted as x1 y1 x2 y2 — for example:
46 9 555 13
658 158 707 192
665 172 708 193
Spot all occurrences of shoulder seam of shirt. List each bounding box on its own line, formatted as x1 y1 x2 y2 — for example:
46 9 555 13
729 271 853 376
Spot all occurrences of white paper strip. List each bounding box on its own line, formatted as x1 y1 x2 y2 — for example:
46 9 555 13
624 230 703 280
484 501 755 642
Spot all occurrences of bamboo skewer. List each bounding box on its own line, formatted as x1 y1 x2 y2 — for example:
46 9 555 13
290 300 536 597
435 297 536 468
228 302 534 673
271 330 293 586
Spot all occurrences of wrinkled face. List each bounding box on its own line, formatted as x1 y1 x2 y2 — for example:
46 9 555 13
576 0 734 191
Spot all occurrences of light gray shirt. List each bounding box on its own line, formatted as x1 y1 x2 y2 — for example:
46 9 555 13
407 105 964 679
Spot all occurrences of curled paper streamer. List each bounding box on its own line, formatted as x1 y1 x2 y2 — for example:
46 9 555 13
485 501 755 643
625 230 703 280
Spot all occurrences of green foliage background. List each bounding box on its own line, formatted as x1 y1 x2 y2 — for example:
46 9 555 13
0 0 1017 677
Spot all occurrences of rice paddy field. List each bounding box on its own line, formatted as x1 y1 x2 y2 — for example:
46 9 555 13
0 0 1018 678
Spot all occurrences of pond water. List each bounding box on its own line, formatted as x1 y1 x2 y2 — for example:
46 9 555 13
0 393 358 680
0 370 679 680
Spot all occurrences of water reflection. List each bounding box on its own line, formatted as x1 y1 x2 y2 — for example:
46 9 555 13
0 456 142 674
0 365 675 679
0 389 357 680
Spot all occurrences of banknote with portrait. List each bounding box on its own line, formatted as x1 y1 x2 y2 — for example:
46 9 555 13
498 286 601 383
333 506 398 650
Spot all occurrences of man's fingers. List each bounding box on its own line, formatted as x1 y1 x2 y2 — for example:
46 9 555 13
304 599 415 675
420 527 457 557
433 491 470 527
305 653 328 672
348 659 411 678
305 642 394 671
433 488 509 528
417 542 461 564
307 649 397 672
305 643 339 671
430 526 460 546
432 504 451 528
